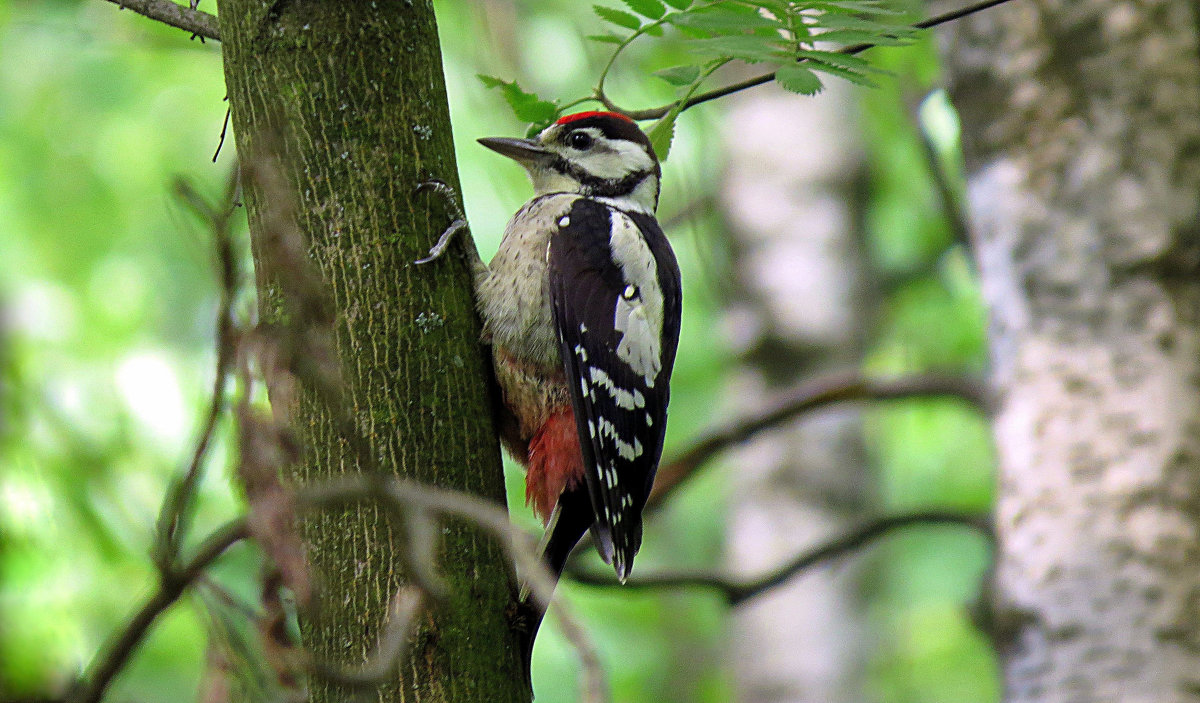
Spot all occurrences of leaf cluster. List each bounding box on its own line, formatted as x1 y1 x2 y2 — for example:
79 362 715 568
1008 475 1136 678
479 0 915 159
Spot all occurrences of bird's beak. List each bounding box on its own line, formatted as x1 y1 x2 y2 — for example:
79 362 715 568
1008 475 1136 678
478 137 552 165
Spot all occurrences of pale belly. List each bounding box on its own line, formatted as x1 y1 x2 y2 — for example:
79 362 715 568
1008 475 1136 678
476 193 579 451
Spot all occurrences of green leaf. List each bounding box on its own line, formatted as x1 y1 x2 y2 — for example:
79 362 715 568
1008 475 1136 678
688 35 787 63
476 75 559 125
810 13 914 36
620 0 666 19
808 0 907 16
774 63 824 95
796 49 875 73
653 65 702 86
594 5 642 30
662 0 692 9
587 33 626 44
808 29 910 46
738 0 791 15
647 111 678 162
805 59 879 87
667 5 781 34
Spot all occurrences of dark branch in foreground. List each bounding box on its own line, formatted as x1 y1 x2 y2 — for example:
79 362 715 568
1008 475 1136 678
154 175 240 571
101 0 220 41
67 173 245 703
568 512 992 604
647 372 990 511
608 0 1021 120
67 520 249 703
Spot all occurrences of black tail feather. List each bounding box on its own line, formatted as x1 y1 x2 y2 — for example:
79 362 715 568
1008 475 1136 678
517 488 593 683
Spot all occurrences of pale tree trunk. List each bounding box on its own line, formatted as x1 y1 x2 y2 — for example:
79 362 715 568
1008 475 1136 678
216 2 528 701
720 85 873 703
941 2 1200 700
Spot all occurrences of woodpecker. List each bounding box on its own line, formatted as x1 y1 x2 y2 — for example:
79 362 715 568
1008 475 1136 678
469 112 683 586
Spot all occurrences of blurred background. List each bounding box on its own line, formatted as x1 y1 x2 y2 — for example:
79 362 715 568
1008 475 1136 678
0 0 995 701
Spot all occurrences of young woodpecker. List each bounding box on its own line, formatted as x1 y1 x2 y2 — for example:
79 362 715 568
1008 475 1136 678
476 112 682 584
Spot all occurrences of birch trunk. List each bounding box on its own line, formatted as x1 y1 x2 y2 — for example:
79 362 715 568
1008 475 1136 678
942 2 1200 700
721 86 873 703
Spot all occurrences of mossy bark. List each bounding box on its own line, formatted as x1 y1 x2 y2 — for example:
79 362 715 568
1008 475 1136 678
215 2 528 701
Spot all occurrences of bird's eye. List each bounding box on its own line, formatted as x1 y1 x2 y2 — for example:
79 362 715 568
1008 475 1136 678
567 131 594 150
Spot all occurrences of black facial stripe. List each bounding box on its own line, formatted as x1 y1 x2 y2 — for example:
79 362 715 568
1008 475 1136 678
550 157 656 197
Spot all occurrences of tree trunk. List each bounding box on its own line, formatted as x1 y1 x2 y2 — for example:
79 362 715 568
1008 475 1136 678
215 2 528 701
941 2 1200 700
720 85 873 703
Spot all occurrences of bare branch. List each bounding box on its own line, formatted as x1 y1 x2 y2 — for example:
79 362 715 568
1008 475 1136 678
101 0 220 42
568 512 991 604
606 0 1023 120
68 173 249 703
646 371 990 511
68 520 249 703
154 171 242 572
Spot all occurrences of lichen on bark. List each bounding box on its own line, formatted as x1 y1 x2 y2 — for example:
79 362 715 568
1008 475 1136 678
942 2 1200 700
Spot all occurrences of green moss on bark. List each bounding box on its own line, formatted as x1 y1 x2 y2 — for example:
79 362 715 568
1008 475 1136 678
215 1 528 700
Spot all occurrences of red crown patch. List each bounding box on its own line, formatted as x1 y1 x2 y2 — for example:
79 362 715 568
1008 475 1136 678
555 111 635 125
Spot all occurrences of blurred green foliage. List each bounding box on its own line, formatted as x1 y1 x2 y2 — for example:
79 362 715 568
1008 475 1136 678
0 1 995 701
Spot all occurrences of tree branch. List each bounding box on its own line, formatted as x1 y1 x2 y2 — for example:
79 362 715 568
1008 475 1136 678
646 371 990 511
154 173 241 571
608 0 1023 120
101 0 220 42
67 520 249 703
567 511 991 604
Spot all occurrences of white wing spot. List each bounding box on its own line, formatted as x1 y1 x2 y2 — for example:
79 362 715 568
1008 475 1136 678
559 216 571 227
589 367 645 410
608 213 664 387
574 344 588 362
588 420 596 438
596 417 643 460
622 284 638 300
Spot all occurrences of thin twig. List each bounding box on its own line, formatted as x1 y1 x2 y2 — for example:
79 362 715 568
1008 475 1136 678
68 520 249 703
646 371 989 511
154 172 241 572
910 93 973 252
605 0 1022 120
568 512 991 604
213 104 232 163
102 0 220 41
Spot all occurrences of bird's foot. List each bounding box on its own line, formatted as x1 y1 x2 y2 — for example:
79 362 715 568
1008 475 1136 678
415 179 469 265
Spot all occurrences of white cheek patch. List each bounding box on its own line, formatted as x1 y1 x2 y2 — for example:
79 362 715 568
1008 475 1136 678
608 212 664 387
577 143 654 180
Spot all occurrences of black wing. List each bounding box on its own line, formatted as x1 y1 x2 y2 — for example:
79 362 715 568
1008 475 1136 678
548 198 682 581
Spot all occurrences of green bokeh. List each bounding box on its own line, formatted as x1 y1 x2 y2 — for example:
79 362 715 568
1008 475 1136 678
1 1 996 700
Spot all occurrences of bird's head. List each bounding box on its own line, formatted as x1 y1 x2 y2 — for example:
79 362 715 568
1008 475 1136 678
479 111 661 214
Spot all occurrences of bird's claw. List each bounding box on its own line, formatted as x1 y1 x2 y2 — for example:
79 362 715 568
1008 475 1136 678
415 219 468 265
415 179 469 265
